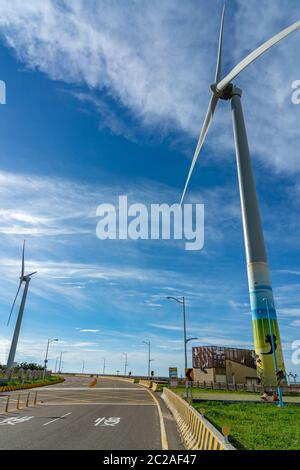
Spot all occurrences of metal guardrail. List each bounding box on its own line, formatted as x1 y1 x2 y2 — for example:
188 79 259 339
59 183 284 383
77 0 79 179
186 380 300 394
162 388 235 451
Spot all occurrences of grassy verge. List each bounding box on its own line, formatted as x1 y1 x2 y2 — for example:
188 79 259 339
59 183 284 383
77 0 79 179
173 385 300 398
156 384 169 392
192 401 300 450
173 386 261 397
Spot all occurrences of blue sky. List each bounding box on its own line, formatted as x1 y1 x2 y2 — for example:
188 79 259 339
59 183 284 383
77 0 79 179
0 0 299 377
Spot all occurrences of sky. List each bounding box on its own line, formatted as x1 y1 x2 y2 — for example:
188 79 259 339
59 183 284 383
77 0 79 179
0 0 299 377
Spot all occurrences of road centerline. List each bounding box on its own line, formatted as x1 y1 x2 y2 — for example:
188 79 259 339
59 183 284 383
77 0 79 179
43 412 72 426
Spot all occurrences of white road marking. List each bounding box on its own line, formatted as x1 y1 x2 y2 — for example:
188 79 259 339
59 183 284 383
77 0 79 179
94 417 121 427
43 412 72 426
144 388 169 451
0 416 34 426
41 387 143 391
40 402 156 406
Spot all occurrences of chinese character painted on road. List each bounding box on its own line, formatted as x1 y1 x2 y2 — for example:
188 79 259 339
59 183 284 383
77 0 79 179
0 416 34 426
94 417 120 427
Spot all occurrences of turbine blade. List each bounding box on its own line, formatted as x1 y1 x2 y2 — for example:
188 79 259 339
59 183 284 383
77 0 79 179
7 281 22 326
215 3 226 84
21 240 25 278
217 19 300 92
180 95 219 205
26 271 37 278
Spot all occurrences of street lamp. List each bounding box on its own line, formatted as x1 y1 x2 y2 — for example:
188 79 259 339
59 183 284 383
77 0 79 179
54 356 59 374
102 358 106 375
142 341 153 380
124 353 128 376
262 298 285 407
58 351 67 374
167 296 198 398
43 338 59 380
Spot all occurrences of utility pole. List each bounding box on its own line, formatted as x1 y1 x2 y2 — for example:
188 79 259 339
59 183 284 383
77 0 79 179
82 360 85 375
103 358 106 375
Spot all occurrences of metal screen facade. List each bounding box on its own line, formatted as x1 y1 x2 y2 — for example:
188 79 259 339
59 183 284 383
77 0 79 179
192 346 256 370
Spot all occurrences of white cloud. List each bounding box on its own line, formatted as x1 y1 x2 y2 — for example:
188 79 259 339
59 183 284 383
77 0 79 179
149 323 182 332
0 0 299 174
79 329 100 333
279 308 300 318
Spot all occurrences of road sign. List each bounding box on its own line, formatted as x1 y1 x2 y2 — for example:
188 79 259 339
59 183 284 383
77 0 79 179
185 368 194 382
169 367 178 379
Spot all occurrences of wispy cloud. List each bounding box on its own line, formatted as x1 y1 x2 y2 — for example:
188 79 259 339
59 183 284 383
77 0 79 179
79 329 100 333
0 0 299 173
148 323 182 332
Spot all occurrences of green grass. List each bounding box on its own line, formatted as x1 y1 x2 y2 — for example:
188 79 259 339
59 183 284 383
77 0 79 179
173 386 261 397
155 384 169 392
193 401 300 450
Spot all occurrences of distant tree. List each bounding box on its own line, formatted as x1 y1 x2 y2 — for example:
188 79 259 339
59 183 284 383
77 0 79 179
17 362 43 371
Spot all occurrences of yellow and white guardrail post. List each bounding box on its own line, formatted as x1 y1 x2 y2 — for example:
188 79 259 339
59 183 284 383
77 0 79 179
162 388 235 450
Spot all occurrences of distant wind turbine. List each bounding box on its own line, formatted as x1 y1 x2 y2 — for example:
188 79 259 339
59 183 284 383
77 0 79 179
181 5 300 386
6 241 37 369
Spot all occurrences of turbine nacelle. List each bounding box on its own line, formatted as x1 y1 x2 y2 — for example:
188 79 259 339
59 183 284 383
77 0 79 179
210 83 234 101
22 271 37 282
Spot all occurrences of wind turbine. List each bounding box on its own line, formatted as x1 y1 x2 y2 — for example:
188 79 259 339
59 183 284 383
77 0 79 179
6 241 37 369
181 6 300 387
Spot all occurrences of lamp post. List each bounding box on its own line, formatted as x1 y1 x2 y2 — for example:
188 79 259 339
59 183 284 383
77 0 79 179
43 338 59 380
142 341 153 380
58 351 67 374
54 356 59 374
124 353 128 376
102 358 106 375
263 298 285 407
167 296 198 398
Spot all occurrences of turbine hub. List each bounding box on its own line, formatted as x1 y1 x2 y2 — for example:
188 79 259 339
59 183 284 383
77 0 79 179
210 83 237 101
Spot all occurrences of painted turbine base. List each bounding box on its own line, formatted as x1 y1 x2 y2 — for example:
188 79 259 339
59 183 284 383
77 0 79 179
248 261 286 387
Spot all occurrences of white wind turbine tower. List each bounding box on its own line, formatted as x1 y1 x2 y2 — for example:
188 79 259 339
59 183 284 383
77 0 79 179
181 5 300 390
6 241 37 369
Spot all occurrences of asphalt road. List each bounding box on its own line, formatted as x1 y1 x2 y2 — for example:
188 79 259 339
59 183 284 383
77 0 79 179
0 376 183 450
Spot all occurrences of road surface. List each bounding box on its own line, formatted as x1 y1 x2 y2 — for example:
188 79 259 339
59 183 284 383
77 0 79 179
0 376 183 450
